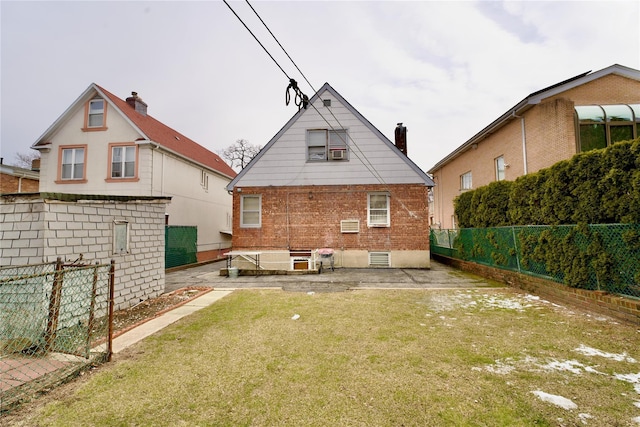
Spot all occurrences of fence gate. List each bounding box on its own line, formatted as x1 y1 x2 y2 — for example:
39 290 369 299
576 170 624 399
165 226 197 269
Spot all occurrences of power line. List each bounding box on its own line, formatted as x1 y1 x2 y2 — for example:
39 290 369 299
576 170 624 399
222 0 290 80
228 2 425 217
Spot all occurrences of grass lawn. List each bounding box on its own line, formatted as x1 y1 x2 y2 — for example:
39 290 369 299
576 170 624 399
9 288 640 426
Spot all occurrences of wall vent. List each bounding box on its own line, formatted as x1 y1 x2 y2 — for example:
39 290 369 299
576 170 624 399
341 220 359 233
369 252 390 267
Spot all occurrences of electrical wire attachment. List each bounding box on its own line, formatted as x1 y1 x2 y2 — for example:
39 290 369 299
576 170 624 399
286 79 308 110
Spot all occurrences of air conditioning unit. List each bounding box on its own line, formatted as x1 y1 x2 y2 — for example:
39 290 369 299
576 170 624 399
330 150 345 160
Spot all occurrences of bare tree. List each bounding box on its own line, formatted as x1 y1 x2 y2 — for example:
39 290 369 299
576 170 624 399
219 139 261 171
11 151 40 169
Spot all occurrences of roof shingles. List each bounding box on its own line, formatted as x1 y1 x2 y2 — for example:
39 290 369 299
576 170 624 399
97 85 236 179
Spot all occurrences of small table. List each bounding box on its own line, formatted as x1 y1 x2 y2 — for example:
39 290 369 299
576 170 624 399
224 251 261 272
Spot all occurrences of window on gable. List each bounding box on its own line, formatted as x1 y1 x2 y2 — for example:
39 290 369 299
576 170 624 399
111 145 137 178
368 193 390 227
61 147 85 180
495 156 505 181
88 99 105 128
460 171 472 190
241 195 261 228
307 129 348 161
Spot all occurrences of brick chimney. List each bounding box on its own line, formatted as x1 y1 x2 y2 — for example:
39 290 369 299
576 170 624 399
126 91 148 116
395 123 407 156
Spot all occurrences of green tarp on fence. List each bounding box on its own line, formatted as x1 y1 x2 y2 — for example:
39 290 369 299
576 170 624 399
165 226 197 269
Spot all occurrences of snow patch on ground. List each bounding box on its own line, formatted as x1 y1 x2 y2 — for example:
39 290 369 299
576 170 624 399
574 344 637 363
541 359 602 375
531 390 577 410
614 372 640 395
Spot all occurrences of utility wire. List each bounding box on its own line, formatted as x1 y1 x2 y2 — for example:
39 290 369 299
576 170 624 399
222 0 290 80
232 1 424 217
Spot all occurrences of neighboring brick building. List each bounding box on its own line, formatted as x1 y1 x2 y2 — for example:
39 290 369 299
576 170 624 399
226 83 435 269
428 64 640 229
0 193 170 310
0 161 39 193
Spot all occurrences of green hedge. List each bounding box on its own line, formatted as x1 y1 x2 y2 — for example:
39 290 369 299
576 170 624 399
454 139 640 228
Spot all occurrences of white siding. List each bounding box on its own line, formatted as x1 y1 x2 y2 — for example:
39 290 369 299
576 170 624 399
236 94 425 187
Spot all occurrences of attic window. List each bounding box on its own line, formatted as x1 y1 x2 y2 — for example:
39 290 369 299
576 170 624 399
307 129 349 161
323 99 331 107
86 98 106 129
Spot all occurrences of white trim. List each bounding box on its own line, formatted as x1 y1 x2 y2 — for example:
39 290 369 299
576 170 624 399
240 194 261 228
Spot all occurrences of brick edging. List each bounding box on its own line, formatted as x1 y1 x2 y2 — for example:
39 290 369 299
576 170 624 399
433 254 640 325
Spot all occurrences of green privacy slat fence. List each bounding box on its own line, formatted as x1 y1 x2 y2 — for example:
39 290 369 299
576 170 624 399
165 226 197 269
430 224 640 299
0 259 114 414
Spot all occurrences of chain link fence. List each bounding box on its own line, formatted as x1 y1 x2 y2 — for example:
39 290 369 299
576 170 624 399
431 224 640 298
0 258 114 414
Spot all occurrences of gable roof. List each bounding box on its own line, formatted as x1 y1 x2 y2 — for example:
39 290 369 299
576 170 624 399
227 82 434 190
428 63 640 173
32 83 236 179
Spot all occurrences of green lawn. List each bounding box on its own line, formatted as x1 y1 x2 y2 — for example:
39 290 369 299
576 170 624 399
11 289 640 426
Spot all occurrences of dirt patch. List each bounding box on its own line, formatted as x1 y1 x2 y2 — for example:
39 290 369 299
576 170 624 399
112 287 211 337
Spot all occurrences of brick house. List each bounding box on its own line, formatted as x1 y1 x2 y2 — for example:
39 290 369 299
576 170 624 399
428 64 640 229
226 83 435 270
31 84 236 262
0 161 39 194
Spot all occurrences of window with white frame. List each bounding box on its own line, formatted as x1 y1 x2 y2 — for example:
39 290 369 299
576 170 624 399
111 145 136 178
307 129 348 161
495 156 505 181
61 147 85 180
241 195 261 228
113 220 129 255
200 170 209 191
460 171 472 190
368 193 390 227
88 99 105 128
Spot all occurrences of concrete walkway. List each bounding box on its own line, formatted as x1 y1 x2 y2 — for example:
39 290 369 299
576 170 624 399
114 260 497 353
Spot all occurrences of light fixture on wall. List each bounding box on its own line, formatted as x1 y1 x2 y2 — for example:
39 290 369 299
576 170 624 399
308 192 313 199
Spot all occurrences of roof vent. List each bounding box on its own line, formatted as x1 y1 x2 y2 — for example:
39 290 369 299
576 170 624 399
126 91 148 116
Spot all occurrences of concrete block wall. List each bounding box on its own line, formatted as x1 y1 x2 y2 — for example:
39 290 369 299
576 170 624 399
1 195 168 310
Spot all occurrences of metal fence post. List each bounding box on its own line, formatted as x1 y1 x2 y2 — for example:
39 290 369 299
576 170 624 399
107 259 115 362
45 257 64 353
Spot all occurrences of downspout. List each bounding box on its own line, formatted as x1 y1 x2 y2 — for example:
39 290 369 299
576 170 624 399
513 111 528 175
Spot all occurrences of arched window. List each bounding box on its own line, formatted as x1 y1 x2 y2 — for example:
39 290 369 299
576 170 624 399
575 104 639 152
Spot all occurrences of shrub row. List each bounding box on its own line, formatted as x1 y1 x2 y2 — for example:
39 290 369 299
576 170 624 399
454 139 640 228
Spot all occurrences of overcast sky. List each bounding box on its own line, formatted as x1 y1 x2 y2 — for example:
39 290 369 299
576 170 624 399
1 1 639 173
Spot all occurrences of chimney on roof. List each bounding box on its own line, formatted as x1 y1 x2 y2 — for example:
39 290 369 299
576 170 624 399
395 123 407 156
126 91 148 116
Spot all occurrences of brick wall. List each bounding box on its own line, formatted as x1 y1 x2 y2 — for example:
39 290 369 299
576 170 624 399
0 195 168 310
231 184 430 268
434 254 640 325
0 172 39 193
232 184 429 251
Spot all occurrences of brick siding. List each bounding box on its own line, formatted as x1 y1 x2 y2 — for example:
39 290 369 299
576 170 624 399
232 184 430 252
0 172 39 193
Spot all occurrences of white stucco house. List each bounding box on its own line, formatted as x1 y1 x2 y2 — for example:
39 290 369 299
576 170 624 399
32 83 236 262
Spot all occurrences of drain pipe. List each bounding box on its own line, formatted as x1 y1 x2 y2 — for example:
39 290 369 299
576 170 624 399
512 111 528 175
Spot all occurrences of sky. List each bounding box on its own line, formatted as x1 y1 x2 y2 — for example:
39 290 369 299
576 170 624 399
1 1 639 173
